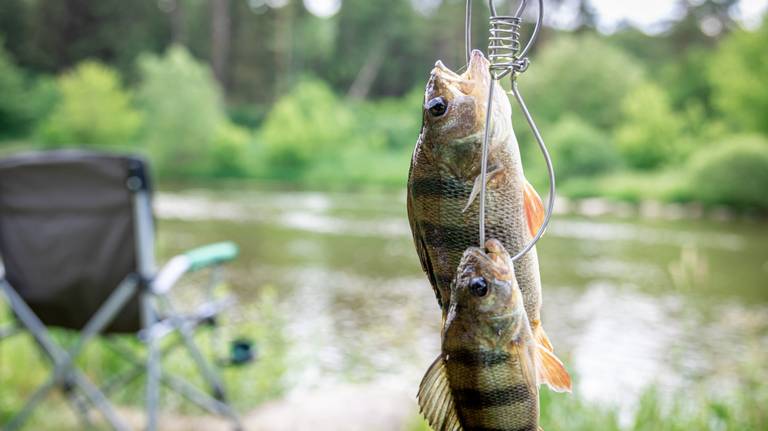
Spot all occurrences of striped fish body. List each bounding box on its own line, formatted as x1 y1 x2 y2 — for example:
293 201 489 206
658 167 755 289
418 241 546 431
443 332 539 430
410 51 571 395
408 136 543 327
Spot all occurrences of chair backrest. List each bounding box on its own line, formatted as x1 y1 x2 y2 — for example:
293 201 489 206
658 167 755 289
0 150 151 333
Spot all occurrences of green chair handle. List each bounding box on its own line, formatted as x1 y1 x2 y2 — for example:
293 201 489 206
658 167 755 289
184 242 239 271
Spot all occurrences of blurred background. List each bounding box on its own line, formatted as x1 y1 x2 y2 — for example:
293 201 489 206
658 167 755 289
0 0 767 430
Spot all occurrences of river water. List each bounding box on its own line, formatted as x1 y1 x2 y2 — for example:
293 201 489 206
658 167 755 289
154 186 768 414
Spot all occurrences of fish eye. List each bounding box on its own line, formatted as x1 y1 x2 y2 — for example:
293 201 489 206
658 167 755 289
469 277 488 297
426 97 447 117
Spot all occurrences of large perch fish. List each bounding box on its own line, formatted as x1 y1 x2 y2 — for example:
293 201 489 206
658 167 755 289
418 240 570 430
407 50 567 390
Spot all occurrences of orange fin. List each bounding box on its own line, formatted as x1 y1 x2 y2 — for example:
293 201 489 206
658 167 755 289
536 343 572 393
534 323 554 352
511 342 538 396
523 179 545 238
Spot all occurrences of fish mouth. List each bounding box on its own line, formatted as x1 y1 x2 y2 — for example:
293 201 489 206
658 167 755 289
460 241 514 282
429 50 491 97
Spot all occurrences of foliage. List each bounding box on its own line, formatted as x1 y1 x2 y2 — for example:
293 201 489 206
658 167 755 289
37 61 142 147
709 20 768 135
548 115 620 180
259 78 355 180
615 82 684 169
260 80 422 187
686 135 768 209
137 46 249 178
521 34 644 130
210 122 252 178
0 39 55 138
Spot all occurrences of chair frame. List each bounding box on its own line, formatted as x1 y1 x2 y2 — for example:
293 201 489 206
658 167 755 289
0 164 242 431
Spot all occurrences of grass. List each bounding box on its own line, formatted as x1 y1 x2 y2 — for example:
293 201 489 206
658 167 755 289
407 356 768 431
0 284 289 429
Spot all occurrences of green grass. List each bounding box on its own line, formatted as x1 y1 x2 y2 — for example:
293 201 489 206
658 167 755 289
407 356 768 431
0 285 288 428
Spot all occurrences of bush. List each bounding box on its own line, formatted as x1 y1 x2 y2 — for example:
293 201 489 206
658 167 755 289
687 135 768 210
137 46 248 178
520 34 644 130
615 82 683 170
210 122 252 178
548 115 620 180
37 61 142 147
259 78 356 180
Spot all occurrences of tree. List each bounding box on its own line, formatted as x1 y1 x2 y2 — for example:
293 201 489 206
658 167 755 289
37 61 142 147
137 46 224 177
520 34 645 130
615 82 683 169
708 19 768 135
0 38 54 138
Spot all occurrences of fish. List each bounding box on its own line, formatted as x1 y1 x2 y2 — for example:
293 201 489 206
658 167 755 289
406 50 568 391
417 239 570 431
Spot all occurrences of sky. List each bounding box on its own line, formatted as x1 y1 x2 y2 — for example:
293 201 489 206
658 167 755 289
298 0 768 32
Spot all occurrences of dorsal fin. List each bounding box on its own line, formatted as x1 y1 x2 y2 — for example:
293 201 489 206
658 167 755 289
523 178 545 238
417 355 463 431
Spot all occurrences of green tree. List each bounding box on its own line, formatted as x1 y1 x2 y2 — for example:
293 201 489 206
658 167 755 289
0 39 35 137
709 20 768 135
521 34 644 130
38 61 142 147
615 82 683 169
0 38 56 139
260 78 355 180
139 46 223 177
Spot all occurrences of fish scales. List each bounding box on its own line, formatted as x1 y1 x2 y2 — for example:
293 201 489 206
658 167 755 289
418 240 549 431
407 50 543 330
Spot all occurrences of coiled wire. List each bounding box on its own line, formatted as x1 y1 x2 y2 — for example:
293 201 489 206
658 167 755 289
470 0 554 262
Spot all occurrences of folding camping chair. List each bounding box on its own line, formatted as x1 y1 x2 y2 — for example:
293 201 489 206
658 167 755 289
0 150 243 431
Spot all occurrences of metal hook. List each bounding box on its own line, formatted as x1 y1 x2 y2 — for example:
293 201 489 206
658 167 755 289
477 0 554 263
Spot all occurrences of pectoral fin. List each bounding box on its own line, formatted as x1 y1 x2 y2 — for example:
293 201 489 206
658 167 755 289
523 179 545 238
462 166 504 213
417 355 463 431
536 343 572 393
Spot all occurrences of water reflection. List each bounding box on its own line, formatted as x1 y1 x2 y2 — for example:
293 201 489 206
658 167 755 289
155 188 768 412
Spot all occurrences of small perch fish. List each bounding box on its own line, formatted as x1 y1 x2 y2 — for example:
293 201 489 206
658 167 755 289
407 50 568 391
418 240 570 431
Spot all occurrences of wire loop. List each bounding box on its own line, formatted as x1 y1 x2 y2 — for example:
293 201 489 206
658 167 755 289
475 0 554 262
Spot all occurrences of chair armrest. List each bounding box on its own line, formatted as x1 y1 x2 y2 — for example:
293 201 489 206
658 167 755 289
185 242 239 272
152 242 238 295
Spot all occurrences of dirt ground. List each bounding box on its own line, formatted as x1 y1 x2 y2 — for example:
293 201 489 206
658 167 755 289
119 383 418 431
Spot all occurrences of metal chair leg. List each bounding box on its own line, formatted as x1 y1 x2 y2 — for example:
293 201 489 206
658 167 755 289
71 370 131 431
143 293 161 431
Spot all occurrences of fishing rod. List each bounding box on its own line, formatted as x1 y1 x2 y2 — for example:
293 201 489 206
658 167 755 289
467 0 555 262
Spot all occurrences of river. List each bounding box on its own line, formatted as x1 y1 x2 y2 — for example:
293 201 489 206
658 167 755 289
154 186 768 417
